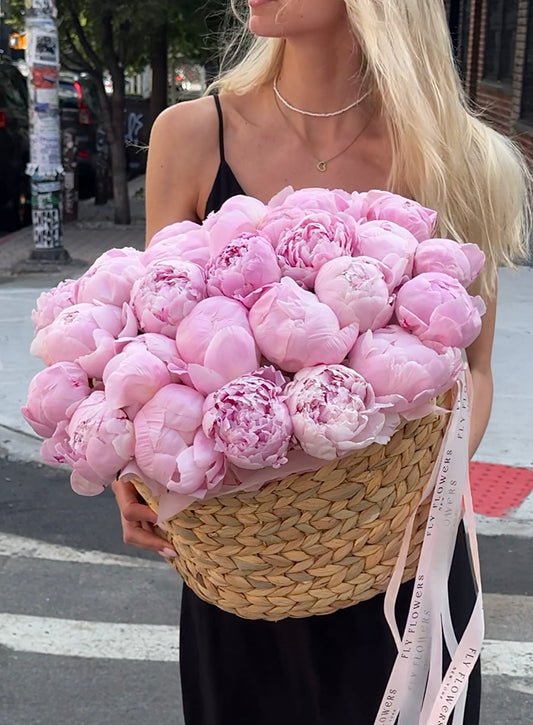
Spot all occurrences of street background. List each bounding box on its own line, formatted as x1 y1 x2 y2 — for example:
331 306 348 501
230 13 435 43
0 180 532 724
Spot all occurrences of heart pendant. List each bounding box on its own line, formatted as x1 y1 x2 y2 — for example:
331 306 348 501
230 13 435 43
316 161 328 172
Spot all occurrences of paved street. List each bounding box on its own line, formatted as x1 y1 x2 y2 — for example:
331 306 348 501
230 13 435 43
0 185 531 724
0 457 532 724
0 458 184 725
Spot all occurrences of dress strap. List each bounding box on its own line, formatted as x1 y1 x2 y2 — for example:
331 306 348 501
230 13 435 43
213 94 226 163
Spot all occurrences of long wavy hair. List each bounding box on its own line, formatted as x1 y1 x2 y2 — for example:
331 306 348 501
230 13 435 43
209 0 532 298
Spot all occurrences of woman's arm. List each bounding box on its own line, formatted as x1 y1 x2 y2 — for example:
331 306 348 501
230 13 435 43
144 97 220 245
112 99 219 555
465 289 497 458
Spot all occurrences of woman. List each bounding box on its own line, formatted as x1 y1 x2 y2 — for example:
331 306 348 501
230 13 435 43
112 1 531 723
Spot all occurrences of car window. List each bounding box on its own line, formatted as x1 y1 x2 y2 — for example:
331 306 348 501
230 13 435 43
58 80 78 108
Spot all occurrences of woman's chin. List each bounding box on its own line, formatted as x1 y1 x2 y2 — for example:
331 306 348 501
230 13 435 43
248 0 283 36
249 19 285 39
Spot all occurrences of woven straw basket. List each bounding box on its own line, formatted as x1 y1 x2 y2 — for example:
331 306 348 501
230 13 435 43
130 391 452 621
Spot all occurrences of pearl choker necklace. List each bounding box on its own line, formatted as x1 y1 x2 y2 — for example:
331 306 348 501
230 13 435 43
272 76 369 118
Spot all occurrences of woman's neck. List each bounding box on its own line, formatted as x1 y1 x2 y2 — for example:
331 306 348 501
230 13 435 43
276 29 363 115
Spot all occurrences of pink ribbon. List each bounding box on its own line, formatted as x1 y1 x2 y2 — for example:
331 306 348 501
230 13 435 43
375 371 483 724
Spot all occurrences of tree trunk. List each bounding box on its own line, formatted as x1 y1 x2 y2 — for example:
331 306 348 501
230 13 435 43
168 47 177 106
92 76 130 224
110 74 131 225
98 11 131 225
150 24 168 125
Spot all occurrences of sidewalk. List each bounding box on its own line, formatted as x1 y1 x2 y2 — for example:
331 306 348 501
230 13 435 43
0 188 531 535
0 175 146 282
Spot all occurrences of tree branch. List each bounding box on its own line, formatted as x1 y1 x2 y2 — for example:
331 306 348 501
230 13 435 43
61 25 94 72
62 0 104 74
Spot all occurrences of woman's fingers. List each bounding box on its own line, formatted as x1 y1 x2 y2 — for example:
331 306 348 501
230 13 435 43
122 499 158 525
111 478 177 557
121 516 174 556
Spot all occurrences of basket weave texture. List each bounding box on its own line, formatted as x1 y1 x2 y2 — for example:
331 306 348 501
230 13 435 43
131 392 452 621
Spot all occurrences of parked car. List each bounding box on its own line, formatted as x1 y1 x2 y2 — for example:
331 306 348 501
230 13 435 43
1 63 149 227
60 77 149 196
0 58 31 230
58 72 102 198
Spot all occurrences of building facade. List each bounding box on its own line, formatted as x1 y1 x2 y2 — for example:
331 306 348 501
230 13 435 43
446 0 533 164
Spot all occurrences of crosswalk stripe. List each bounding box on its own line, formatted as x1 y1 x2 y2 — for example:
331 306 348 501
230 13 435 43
0 613 180 662
1 612 532 676
0 532 167 569
482 640 533 677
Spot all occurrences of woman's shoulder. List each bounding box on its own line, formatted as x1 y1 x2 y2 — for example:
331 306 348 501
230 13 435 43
145 97 223 232
150 96 220 165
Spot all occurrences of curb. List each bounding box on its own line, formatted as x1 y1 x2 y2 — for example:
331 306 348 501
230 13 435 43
0 424 46 466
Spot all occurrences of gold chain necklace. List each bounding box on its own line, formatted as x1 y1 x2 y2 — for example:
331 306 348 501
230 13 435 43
275 95 374 173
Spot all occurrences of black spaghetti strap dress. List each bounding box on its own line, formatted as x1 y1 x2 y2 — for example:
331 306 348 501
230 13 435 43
179 94 482 725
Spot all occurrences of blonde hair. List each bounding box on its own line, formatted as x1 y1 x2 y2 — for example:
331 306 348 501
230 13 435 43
210 0 532 298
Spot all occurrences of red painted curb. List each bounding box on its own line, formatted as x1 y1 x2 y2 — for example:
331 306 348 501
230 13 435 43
470 462 533 518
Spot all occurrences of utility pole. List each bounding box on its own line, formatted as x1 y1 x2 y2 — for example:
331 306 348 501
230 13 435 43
25 0 70 261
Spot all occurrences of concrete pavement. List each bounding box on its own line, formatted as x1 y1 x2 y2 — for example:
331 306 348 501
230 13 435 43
0 184 532 533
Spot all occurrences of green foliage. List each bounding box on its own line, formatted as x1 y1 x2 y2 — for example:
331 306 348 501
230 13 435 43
52 0 225 74
6 0 27 29
170 0 228 65
7 0 228 75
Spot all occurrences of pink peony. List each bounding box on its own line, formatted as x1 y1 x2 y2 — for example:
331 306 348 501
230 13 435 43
102 344 173 416
314 255 395 331
114 333 185 383
76 247 145 307
133 383 206 487
361 190 437 242
249 277 358 373
130 259 206 337
30 302 137 379
176 297 260 395
31 279 78 332
395 272 486 348
143 228 211 268
356 220 418 288
206 232 281 307
267 186 352 214
170 429 226 498
22 362 91 438
348 325 463 419
202 367 292 469
260 207 358 288
284 364 399 460
204 195 267 255
344 190 369 222
413 238 485 287
41 391 135 495
148 220 200 247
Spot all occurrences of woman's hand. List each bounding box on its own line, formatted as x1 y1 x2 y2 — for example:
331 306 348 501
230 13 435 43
111 478 177 560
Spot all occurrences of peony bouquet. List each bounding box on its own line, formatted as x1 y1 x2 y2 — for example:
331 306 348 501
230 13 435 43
23 187 486 518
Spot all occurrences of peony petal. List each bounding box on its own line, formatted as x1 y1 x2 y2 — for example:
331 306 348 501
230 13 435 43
187 364 226 396
203 326 260 385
